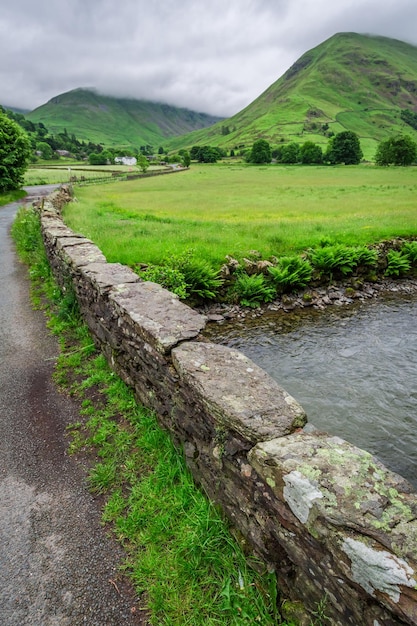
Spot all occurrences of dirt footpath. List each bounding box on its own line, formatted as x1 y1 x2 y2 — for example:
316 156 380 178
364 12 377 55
0 189 147 626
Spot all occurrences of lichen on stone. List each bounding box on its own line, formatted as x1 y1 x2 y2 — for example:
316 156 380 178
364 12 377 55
342 537 416 602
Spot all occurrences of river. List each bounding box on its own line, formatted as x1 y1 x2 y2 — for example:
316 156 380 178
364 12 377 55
204 295 417 488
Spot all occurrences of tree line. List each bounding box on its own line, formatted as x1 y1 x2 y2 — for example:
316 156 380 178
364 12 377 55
246 132 417 166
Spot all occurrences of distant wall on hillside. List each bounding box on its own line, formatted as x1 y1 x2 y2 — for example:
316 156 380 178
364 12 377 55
39 187 417 626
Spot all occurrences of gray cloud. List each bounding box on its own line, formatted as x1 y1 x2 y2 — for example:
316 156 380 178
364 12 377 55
1 0 417 116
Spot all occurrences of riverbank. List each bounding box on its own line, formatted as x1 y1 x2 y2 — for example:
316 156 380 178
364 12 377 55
198 276 417 325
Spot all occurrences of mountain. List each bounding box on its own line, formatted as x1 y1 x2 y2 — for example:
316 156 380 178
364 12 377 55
165 33 417 159
26 88 223 149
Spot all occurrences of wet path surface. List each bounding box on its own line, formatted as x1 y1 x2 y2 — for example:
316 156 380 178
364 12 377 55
0 188 147 625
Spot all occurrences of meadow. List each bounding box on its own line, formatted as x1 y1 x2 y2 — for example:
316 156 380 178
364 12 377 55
63 162 417 269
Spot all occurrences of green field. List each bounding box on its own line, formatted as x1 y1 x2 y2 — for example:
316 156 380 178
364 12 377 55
63 163 417 269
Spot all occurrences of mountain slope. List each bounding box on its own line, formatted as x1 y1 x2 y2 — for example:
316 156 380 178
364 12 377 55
26 88 223 148
166 33 417 158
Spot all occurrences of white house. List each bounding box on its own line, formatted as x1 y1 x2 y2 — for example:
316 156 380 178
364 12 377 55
115 156 137 166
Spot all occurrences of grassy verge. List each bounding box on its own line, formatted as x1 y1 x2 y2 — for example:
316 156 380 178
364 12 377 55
11 204 301 625
0 189 27 206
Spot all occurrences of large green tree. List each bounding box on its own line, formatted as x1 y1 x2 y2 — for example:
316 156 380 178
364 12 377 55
375 135 417 166
279 142 300 164
300 141 323 164
0 111 32 192
248 139 271 164
326 131 363 165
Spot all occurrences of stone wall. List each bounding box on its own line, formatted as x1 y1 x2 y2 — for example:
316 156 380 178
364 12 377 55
40 188 417 625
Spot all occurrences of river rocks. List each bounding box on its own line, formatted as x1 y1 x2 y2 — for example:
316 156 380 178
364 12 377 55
199 278 417 324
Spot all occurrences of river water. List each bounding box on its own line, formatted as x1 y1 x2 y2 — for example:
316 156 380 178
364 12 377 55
204 295 417 488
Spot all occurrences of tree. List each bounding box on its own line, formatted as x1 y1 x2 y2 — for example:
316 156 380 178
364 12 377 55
88 152 108 165
375 135 417 166
0 111 32 192
248 139 271 164
181 151 191 168
36 141 53 160
325 131 363 165
137 154 149 173
280 142 300 164
300 141 323 164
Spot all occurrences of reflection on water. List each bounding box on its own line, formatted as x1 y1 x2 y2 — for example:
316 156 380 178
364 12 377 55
204 296 417 487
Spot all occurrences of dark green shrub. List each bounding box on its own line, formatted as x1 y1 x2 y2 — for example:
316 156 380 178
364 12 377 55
385 250 411 277
232 273 276 308
268 256 312 293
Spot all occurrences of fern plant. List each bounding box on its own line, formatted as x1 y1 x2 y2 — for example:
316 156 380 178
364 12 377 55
309 245 359 278
268 256 312 294
232 273 276 308
354 246 378 268
401 241 417 265
179 258 224 300
385 250 411 277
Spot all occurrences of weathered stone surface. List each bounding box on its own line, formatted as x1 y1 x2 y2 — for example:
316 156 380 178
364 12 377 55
172 341 307 443
109 282 207 354
249 432 417 625
58 240 107 267
40 216 75 238
80 262 141 292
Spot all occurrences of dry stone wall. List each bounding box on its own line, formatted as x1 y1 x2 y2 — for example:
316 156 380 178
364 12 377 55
39 188 417 625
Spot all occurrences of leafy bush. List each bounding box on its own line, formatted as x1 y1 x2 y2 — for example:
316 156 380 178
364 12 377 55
170 251 223 300
232 273 276 308
140 250 223 301
385 250 411 277
268 256 312 293
0 111 32 192
140 264 188 299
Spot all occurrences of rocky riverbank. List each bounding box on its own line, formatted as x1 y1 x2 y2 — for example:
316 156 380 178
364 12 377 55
198 276 417 324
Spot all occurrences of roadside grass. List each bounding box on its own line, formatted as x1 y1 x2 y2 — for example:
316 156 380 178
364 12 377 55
11 203 296 625
63 163 417 268
0 189 27 206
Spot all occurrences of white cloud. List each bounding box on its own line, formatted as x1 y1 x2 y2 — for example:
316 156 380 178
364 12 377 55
1 0 417 115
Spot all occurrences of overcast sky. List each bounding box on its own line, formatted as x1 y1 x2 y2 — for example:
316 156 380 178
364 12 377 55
2 0 417 117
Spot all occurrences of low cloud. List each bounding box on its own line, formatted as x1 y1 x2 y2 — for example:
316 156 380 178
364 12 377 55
1 0 417 116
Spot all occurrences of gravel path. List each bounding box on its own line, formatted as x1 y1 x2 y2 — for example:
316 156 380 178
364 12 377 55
0 188 148 626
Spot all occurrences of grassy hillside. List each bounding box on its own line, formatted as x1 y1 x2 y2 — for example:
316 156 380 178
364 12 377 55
26 88 223 149
166 33 417 159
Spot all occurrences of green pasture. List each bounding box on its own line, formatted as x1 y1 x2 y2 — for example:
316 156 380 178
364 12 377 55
63 163 417 270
